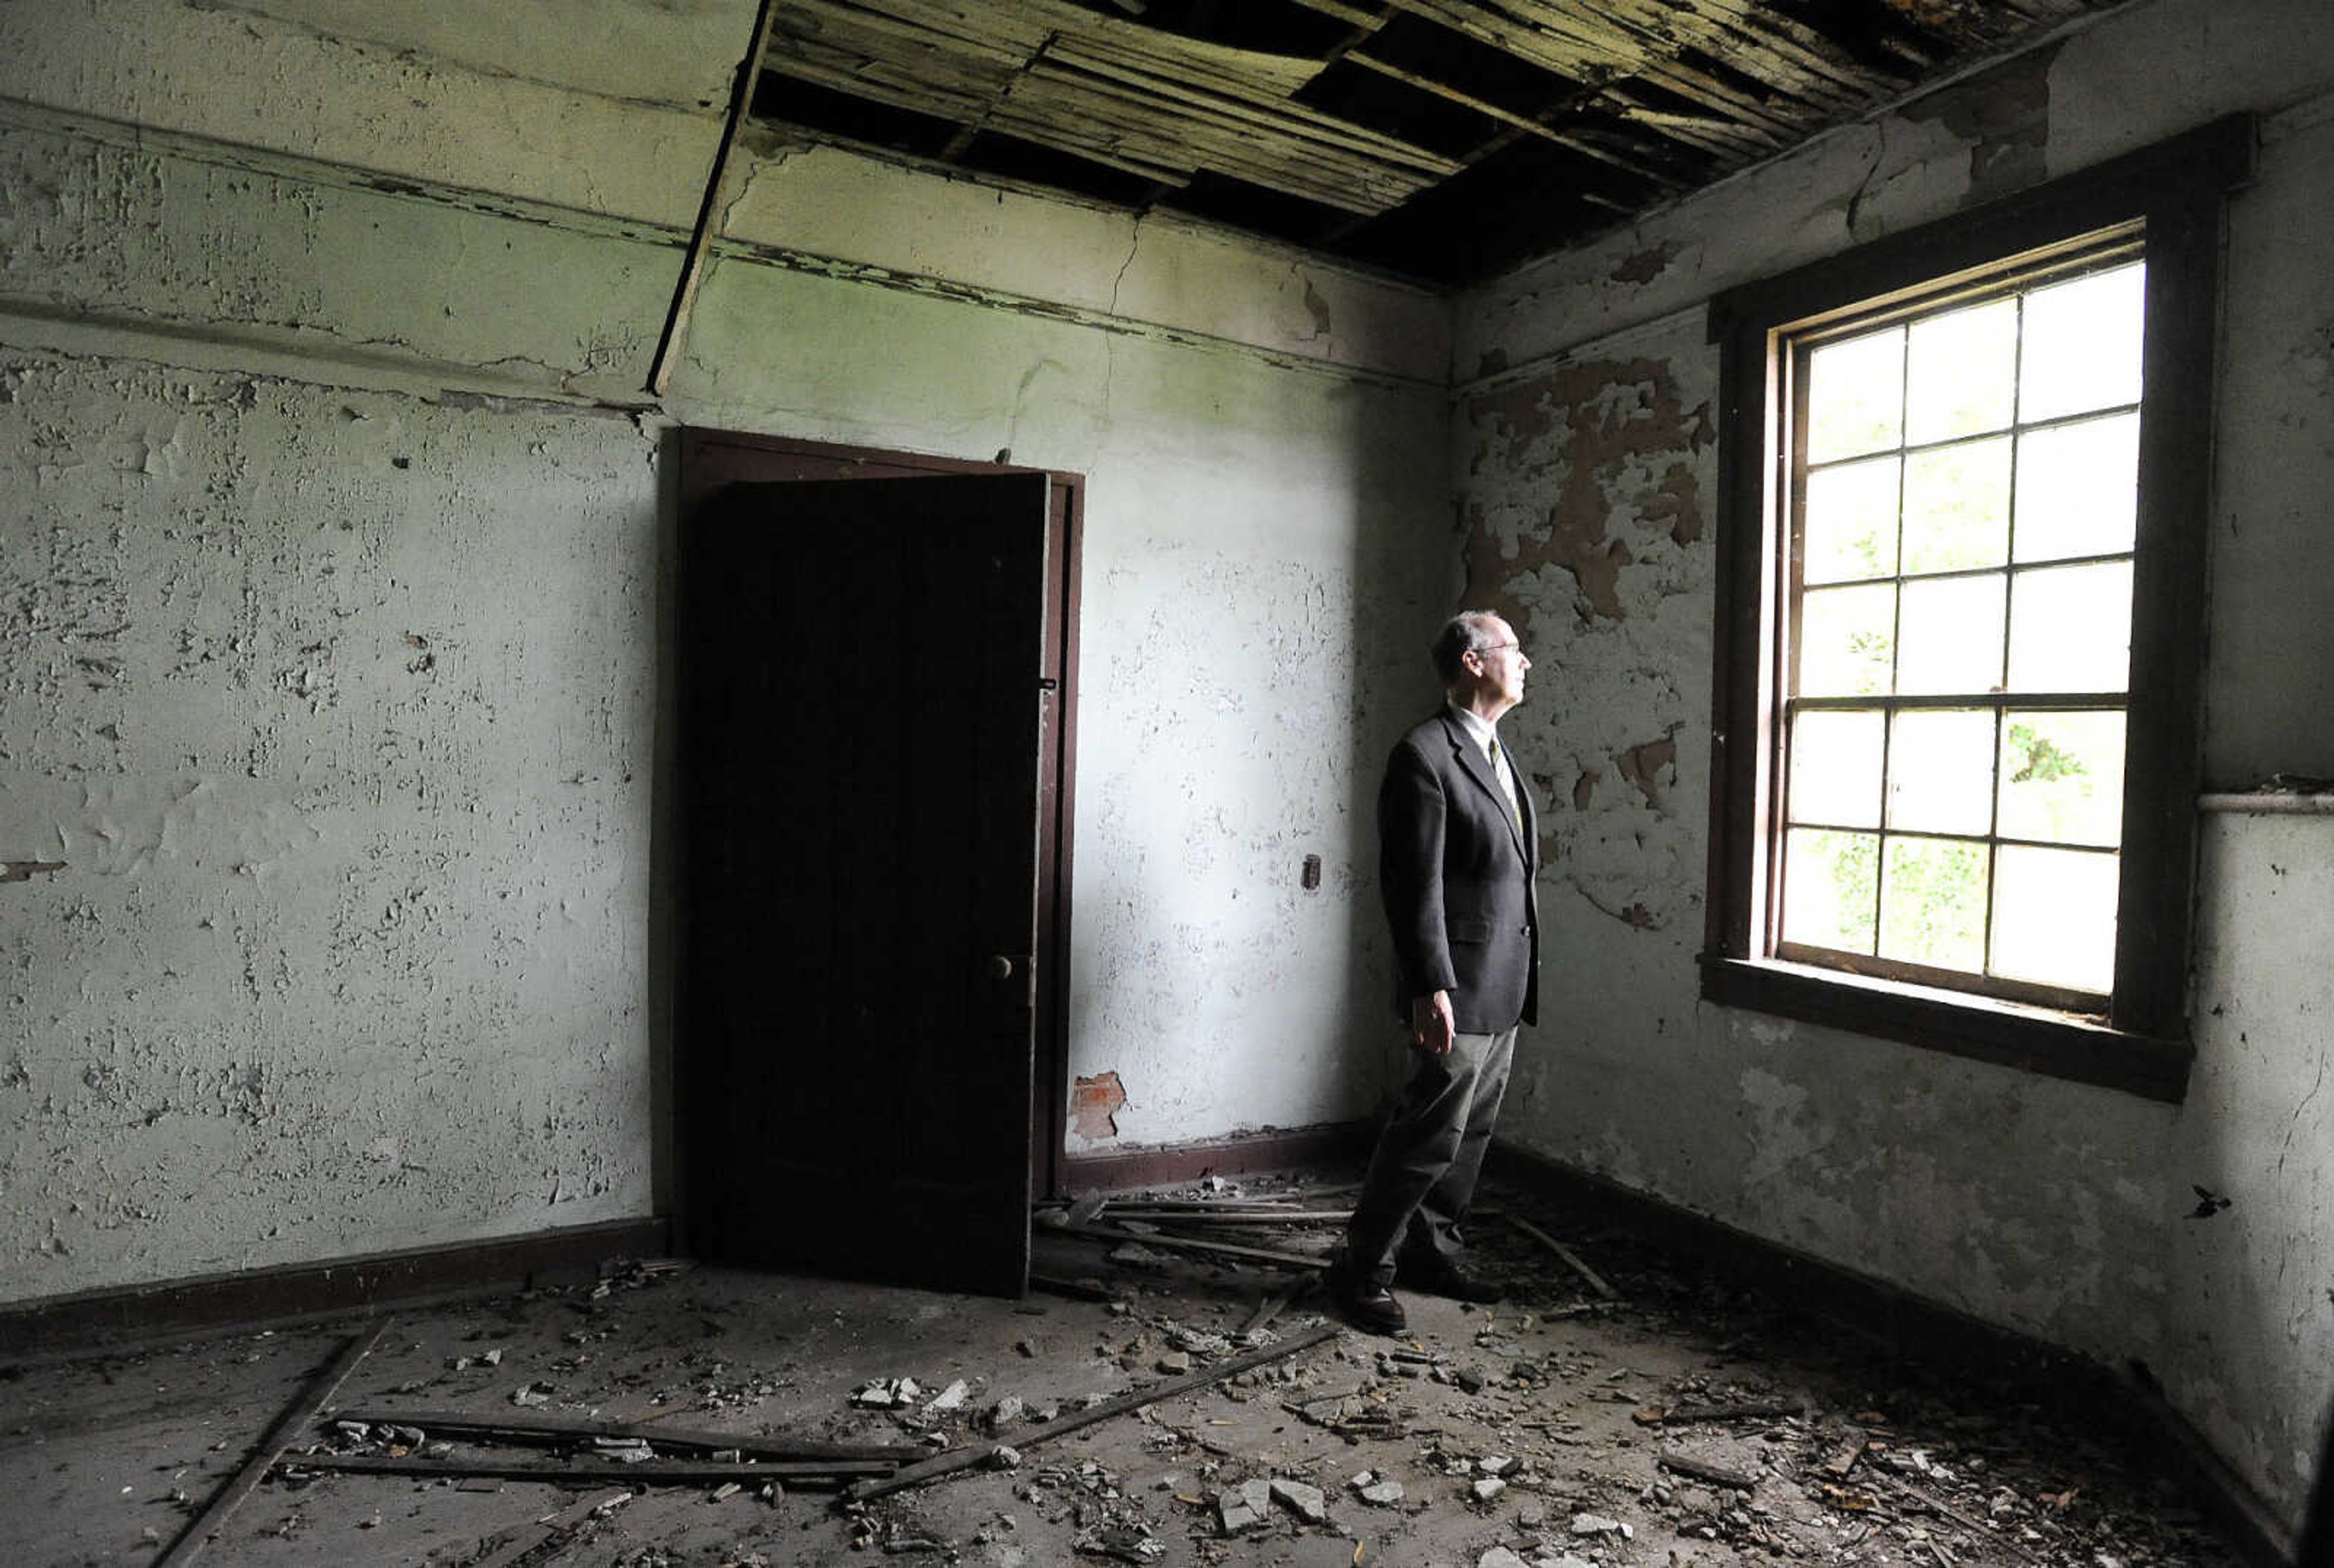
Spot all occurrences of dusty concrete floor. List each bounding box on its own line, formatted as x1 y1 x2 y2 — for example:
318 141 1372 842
1 1177 2240 1567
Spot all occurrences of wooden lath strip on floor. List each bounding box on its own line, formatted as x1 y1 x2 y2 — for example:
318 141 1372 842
847 1321 1343 1501
156 1321 391 1567
328 1406 924 1462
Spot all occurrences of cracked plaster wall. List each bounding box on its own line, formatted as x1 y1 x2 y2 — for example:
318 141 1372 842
667 256 1453 1155
0 352 658 1296
1453 0 2334 1526
0 0 1456 1295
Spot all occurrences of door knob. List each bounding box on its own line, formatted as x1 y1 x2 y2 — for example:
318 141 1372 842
988 955 1015 980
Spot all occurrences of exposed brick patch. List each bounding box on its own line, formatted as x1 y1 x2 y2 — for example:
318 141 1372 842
1071 1071 1127 1141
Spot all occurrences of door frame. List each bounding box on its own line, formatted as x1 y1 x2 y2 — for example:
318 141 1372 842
669 429 1081 1221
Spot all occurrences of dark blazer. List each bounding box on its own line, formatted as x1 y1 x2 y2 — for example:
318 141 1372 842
1379 709 1541 1034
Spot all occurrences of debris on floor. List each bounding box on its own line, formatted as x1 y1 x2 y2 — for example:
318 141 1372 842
0 1175 2242 1567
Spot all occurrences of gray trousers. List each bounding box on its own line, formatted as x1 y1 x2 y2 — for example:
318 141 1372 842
1343 1025 1516 1289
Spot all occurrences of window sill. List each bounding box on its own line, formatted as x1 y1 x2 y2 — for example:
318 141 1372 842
1698 955 2192 1102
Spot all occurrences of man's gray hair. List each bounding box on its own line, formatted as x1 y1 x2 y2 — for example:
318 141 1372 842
1430 611 1505 687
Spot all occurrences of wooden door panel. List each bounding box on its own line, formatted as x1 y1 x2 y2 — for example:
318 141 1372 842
680 473 1048 1295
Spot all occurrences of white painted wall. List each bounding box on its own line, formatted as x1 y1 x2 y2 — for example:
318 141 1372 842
0 355 661 1279
1451 0 2334 1529
0 0 1453 1299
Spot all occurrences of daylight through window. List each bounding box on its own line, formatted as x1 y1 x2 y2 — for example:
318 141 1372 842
1704 119 2250 1096
1777 242 2144 1009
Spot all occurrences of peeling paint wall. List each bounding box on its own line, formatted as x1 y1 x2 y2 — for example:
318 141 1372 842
666 246 1453 1157
0 355 659 1289
0 1 1453 1297
1453 0 2334 1527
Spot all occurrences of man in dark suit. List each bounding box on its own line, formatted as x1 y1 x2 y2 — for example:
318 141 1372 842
1329 610 1539 1333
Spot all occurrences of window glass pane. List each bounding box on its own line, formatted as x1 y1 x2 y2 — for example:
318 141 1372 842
2013 413 2139 563
1879 836 1989 972
2019 261 2145 423
1907 297 2017 443
1799 583 1896 697
1902 438 2011 574
1789 709 1884 828
1991 844 2118 993
1886 710 1995 835
1803 456 1899 584
1783 828 1878 953
2008 561 2132 693
1896 574 2004 695
1999 710 2126 847
1806 328 1905 463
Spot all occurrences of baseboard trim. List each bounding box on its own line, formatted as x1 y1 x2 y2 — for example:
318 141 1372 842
0 1216 672 1363
1060 1121 1372 1195
1485 1144 2298 1567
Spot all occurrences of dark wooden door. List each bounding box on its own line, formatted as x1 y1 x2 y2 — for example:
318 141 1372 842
679 474 1050 1295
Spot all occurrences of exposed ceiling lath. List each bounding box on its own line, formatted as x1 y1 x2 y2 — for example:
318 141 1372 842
750 0 2122 284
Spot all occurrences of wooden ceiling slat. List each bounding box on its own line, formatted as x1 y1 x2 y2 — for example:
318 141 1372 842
763 0 1458 216
762 43 1007 122
1611 0 1887 108
1689 0 1907 95
1045 44 1458 173
1343 50 1567 142
751 0 2124 281
772 0 1044 69
1278 0 1395 28
1000 75 1435 210
1383 0 1806 137
1600 106 1757 161
1343 51 1689 191
1048 22 1325 100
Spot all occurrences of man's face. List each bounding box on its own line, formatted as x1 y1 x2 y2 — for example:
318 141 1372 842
1468 617 1530 708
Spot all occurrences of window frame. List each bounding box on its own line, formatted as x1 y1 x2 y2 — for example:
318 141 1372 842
1700 115 2256 1102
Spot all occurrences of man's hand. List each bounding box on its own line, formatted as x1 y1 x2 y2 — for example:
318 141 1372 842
1410 990 1456 1054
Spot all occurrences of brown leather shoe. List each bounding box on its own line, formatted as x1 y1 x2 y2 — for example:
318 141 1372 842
1395 1255 1506 1303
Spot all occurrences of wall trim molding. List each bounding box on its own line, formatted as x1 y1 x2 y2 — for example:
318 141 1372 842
1485 1144 2298 1567
0 94 1440 394
0 1217 671 1364
1059 1121 1372 1197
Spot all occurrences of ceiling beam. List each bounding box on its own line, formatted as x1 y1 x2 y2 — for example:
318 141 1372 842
1342 49 1683 191
647 0 779 401
942 30 1060 162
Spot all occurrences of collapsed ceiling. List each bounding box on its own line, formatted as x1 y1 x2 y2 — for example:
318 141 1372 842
746 0 2126 286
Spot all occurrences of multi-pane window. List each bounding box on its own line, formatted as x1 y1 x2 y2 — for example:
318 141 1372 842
1775 244 2144 1010
1702 113 2251 1099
